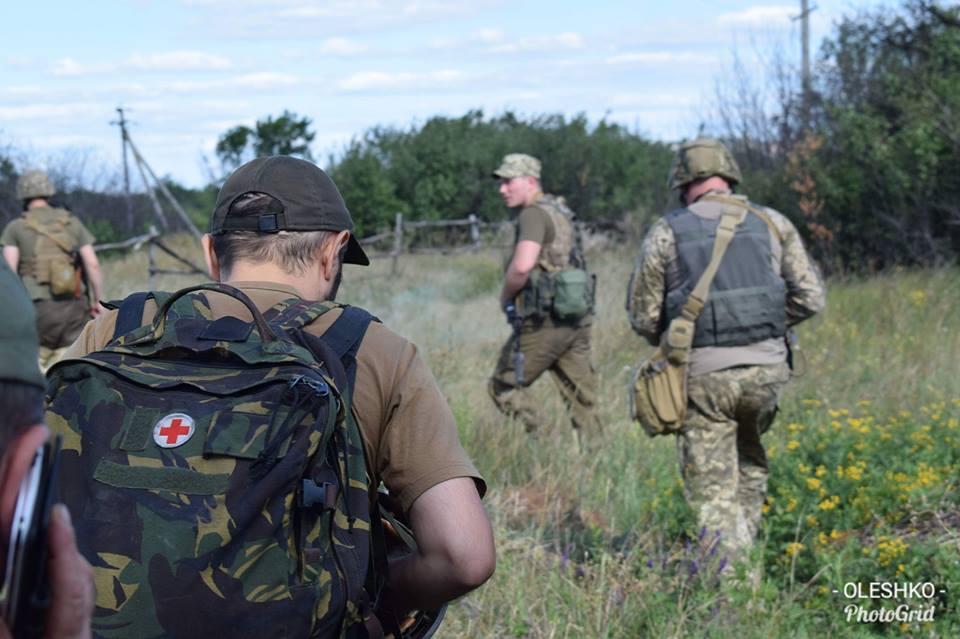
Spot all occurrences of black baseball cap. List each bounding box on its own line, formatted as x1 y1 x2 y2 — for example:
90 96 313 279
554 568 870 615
210 155 369 266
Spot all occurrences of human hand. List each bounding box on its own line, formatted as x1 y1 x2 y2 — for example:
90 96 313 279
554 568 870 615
43 505 94 639
88 304 101 319
502 301 519 324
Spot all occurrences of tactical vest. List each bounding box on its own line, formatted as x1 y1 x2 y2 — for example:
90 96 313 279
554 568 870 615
19 207 80 299
663 204 786 347
533 194 579 273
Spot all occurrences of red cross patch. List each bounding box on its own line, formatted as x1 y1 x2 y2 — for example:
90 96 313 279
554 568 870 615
153 413 196 449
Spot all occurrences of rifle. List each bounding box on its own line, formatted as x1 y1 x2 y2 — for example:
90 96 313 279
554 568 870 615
506 299 525 386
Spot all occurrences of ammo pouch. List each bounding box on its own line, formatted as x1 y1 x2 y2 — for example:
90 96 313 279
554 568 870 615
46 253 79 297
551 268 595 321
629 317 693 437
519 269 595 321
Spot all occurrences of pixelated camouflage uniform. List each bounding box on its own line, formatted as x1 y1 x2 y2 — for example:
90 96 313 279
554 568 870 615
627 190 825 558
489 194 602 442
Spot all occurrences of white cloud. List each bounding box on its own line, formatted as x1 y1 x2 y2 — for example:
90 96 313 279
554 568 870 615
428 28 504 50
610 93 698 109
489 32 583 54
51 57 106 76
319 38 367 56
337 69 465 92
606 51 719 65
0 103 107 121
50 51 234 76
163 72 300 93
126 51 233 71
717 5 795 27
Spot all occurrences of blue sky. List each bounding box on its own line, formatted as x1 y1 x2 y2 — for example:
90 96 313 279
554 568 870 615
2 0 894 187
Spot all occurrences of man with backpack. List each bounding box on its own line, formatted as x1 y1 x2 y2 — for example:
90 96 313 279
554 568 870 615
627 138 825 563
2 170 104 369
488 153 601 448
54 156 494 637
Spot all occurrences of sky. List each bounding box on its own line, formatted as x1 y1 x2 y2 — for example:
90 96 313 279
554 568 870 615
1 0 896 188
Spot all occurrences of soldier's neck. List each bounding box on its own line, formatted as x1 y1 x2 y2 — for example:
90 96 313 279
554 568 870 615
223 262 324 301
26 199 50 210
522 190 543 207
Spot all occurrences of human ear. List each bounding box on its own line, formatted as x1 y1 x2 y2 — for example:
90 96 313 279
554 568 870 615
201 235 221 281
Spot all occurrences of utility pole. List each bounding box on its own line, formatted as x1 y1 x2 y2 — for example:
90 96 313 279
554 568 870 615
112 107 135 232
793 1 817 130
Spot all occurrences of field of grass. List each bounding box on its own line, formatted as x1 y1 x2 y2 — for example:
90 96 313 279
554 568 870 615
99 238 960 638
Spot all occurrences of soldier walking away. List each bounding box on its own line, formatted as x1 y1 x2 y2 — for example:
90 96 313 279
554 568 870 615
627 138 825 564
52 156 494 638
1 170 104 370
489 153 601 448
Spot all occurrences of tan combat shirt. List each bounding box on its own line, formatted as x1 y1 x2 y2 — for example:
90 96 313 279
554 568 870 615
63 281 485 512
626 190 826 376
1 206 95 301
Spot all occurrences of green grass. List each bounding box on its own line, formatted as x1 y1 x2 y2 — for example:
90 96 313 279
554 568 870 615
99 238 960 637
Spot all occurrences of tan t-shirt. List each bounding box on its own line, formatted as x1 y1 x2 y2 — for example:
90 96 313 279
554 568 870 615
1 206 95 301
62 281 485 512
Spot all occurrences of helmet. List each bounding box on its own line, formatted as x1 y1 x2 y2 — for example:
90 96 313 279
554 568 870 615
667 138 742 191
16 170 56 201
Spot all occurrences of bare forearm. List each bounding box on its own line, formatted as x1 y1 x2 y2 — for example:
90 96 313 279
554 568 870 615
386 549 486 612
87 265 104 303
499 265 530 304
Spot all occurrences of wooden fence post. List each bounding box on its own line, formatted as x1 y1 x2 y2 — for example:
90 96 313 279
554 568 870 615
391 212 403 275
148 240 157 290
468 213 480 248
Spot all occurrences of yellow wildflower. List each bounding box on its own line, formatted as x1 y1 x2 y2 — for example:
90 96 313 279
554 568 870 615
785 542 804 557
806 477 822 490
787 440 800 451
819 495 841 511
815 465 827 478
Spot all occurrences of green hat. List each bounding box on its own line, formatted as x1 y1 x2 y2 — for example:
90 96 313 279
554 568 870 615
493 153 541 180
667 138 742 191
210 155 369 266
0 261 45 390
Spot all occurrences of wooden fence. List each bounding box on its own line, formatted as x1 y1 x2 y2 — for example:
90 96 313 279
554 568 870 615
359 213 512 274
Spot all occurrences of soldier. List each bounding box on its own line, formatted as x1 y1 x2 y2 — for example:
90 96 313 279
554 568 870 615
0 260 94 639
60 156 494 635
627 138 825 561
489 153 601 447
1 170 104 369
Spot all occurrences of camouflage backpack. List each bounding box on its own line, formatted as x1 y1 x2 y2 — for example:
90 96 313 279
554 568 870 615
45 283 387 639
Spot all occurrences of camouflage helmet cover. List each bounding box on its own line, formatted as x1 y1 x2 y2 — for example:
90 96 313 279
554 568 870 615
16 169 56 201
668 138 742 191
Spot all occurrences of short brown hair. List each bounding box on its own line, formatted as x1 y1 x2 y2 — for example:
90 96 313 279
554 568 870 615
212 193 334 278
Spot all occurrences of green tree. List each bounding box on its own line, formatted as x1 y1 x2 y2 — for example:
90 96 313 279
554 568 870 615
215 110 315 175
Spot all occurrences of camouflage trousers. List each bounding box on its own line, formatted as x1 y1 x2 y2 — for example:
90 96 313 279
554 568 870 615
489 319 602 442
677 362 791 561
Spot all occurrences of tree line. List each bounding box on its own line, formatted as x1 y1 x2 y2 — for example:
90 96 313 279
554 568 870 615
0 0 956 271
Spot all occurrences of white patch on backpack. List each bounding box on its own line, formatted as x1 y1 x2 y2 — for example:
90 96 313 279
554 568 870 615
153 413 196 448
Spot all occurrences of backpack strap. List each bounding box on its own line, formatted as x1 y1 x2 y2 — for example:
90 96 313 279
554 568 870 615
318 306 377 389
112 292 153 341
700 193 783 244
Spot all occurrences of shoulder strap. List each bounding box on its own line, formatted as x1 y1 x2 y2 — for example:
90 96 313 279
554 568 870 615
320 306 376 389
679 209 743 322
113 292 153 341
700 193 783 243
21 215 75 254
